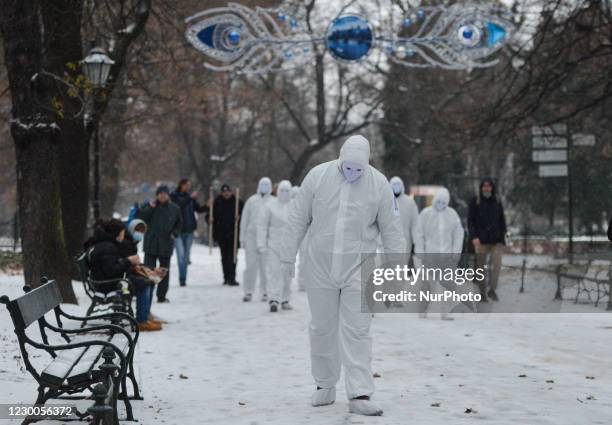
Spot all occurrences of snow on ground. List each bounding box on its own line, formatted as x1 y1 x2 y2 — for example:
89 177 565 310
1 244 611 424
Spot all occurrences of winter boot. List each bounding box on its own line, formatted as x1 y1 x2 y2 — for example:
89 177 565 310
487 288 499 301
348 396 383 416
311 387 335 407
243 293 252 302
180 280 186 287
281 301 293 310
138 320 162 332
269 301 279 312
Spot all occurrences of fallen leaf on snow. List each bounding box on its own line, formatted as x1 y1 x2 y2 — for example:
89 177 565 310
179 374 189 379
373 372 381 378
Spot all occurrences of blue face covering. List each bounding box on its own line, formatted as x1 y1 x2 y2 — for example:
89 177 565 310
132 231 144 242
341 161 365 183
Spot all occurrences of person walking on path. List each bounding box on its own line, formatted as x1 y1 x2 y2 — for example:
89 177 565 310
138 185 182 303
171 178 208 286
240 177 272 302
258 180 293 312
467 177 507 302
212 184 244 286
281 135 404 416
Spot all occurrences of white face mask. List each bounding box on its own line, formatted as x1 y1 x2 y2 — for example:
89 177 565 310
132 231 144 242
341 161 365 183
259 180 271 195
278 187 291 202
434 200 447 211
391 182 403 195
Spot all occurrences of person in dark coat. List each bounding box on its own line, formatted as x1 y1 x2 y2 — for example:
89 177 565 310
170 178 209 286
212 184 243 285
608 215 612 242
467 177 507 301
137 185 182 303
85 219 140 293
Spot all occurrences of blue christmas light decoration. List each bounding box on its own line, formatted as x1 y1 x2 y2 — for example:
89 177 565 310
185 2 515 74
326 15 374 61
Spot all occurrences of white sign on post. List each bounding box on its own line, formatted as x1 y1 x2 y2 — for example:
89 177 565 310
532 150 568 162
538 164 568 177
532 136 567 149
531 123 567 136
572 133 596 146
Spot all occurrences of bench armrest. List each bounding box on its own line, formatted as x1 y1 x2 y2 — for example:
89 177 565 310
56 306 138 335
42 319 135 350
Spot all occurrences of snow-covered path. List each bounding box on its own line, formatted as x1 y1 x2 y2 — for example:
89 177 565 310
1 244 611 424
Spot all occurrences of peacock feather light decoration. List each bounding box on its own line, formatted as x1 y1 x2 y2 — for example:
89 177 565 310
185 2 515 74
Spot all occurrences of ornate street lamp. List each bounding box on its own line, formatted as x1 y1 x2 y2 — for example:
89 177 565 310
81 47 114 87
82 47 115 219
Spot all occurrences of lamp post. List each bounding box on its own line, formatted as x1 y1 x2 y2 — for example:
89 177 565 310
81 47 114 220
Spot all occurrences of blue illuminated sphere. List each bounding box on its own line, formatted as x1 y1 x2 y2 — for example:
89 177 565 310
462 28 473 39
326 15 374 61
228 30 241 44
403 17 412 27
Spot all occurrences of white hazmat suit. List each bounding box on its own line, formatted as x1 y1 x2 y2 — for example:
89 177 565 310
291 186 309 292
258 180 293 311
414 188 463 255
240 177 272 301
414 188 464 319
281 135 405 416
389 176 419 253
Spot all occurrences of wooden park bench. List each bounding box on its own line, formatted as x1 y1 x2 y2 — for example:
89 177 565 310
1 279 140 425
75 250 134 319
555 258 612 310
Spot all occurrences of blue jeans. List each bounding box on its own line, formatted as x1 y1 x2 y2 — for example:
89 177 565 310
175 232 194 283
136 285 153 323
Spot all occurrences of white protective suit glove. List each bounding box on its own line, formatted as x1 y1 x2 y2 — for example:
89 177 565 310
281 262 295 279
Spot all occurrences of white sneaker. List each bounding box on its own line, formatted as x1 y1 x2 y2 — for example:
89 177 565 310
348 399 383 416
440 313 454 321
418 312 428 319
242 293 252 302
311 387 335 407
281 302 293 310
261 294 268 302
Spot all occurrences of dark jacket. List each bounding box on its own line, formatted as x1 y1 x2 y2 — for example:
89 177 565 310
212 194 244 243
137 201 182 257
608 215 612 242
86 227 131 282
170 190 208 233
467 178 507 245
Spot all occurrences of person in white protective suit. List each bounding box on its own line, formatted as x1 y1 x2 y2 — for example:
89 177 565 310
291 186 308 292
240 177 272 302
280 135 405 416
258 180 294 312
414 188 464 320
389 177 419 253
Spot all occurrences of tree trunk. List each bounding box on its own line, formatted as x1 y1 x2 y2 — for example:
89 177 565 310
0 0 76 302
41 0 89 259
100 79 129 218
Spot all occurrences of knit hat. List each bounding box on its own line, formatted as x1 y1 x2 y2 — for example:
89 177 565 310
156 185 170 195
